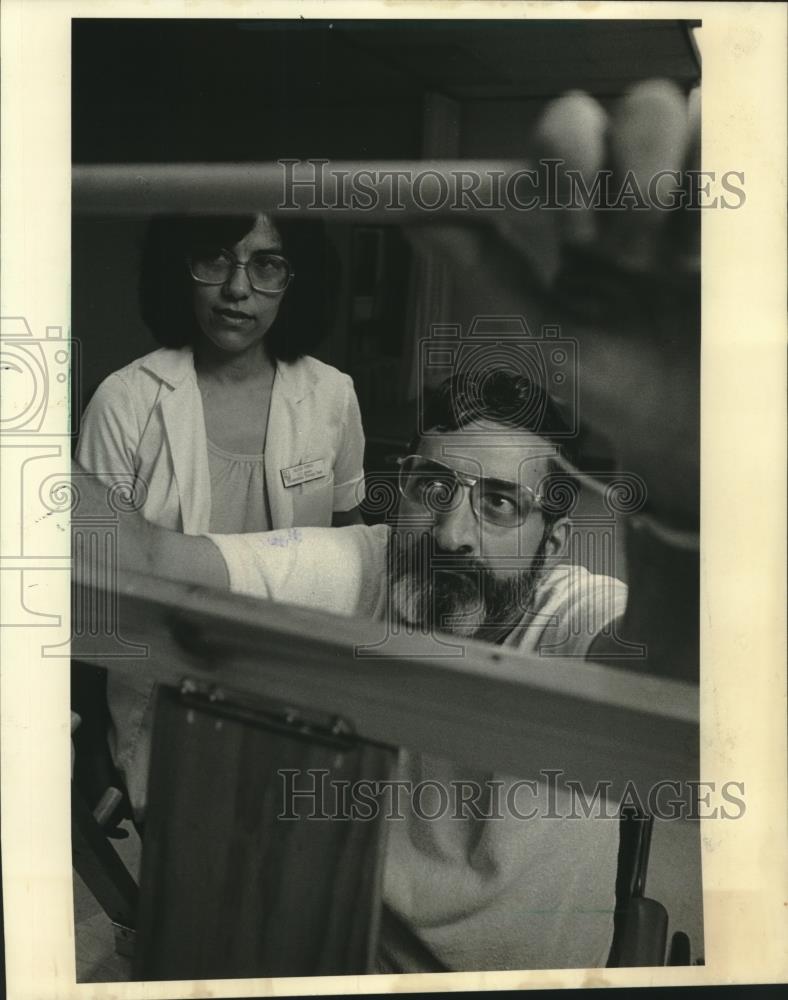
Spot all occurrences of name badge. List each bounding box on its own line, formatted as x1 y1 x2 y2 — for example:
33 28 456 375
281 458 328 488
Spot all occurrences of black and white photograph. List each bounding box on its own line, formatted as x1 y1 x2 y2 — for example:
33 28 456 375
1 2 786 997
68 13 704 980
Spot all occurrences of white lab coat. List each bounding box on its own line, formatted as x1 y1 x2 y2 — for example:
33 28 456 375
75 345 366 530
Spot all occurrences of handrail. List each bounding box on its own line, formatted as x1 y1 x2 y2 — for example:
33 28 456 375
72 569 699 805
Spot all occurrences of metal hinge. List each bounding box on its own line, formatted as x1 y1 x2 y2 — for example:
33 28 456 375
177 677 358 750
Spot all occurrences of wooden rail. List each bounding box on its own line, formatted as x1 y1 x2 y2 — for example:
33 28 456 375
72 570 699 802
72 160 534 219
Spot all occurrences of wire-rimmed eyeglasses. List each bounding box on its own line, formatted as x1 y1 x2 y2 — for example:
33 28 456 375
187 249 294 294
396 454 543 528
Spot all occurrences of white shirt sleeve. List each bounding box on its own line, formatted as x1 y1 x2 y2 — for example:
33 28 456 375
522 564 629 659
75 372 139 482
205 523 389 619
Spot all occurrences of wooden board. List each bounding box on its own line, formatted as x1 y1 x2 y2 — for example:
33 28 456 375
72 571 698 802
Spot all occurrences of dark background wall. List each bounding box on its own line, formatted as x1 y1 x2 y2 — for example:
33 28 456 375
72 17 699 411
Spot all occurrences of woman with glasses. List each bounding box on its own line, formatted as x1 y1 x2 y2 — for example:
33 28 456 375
75 211 366 820
78 211 365 533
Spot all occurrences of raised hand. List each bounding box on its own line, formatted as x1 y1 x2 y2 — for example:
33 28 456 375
407 80 701 533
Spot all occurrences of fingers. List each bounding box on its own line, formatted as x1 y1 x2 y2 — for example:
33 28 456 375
686 85 701 173
610 79 691 201
483 92 610 283
534 90 609 181
406 79 696 290
671 85 701 270
531 90 609 249
405 93 611 287
606 79 692 271
529 80 696 274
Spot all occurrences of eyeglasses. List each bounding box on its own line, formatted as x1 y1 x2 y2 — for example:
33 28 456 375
396 454 543 528
187 249 294 294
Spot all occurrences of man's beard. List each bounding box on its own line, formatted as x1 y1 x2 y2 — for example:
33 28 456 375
386 529 549 641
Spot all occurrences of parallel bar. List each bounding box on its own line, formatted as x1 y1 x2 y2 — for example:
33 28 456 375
72 571 699 801
72 160 532 219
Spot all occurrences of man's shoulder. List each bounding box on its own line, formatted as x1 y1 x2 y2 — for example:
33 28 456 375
533 563 627 612
512 563 628 658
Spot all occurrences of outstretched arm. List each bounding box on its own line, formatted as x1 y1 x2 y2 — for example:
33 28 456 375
71 460 230 590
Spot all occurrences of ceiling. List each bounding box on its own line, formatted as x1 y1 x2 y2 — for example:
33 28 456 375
333 19 700 100
73 19 700 162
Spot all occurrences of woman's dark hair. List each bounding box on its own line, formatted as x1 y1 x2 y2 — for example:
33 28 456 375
414 370 582 523
138 213 339 362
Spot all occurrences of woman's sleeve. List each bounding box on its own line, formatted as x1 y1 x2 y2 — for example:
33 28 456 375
75 373 139 484
332 375 367 512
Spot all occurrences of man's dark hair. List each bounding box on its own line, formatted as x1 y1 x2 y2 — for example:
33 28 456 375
138 213 339 362
414 371 581 523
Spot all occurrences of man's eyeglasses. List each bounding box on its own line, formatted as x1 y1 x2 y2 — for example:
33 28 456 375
396 454 544 528
187 249 294 294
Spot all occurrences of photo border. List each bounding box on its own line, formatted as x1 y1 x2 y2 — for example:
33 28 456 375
1 1 786 996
